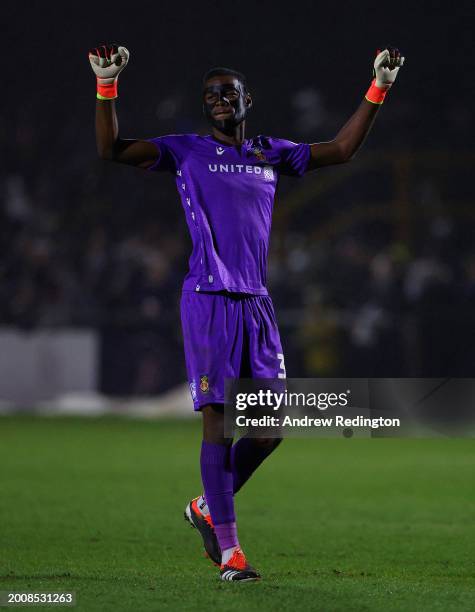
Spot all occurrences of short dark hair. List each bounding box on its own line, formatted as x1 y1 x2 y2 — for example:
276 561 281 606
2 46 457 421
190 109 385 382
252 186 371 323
202 67 248 92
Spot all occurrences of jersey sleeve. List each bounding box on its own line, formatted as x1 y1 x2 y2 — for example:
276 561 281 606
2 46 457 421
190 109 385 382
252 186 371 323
146 134 191 173
270 137 311 177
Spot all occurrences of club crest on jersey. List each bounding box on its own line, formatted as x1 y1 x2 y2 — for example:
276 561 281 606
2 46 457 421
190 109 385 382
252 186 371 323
251 147 267 162
200 375 210 393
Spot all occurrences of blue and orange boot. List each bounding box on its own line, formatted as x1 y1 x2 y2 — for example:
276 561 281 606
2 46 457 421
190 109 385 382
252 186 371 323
184 497 221 566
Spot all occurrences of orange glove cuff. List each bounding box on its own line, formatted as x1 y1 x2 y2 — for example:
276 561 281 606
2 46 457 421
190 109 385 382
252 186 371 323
96 79 118 100
365 79 389 105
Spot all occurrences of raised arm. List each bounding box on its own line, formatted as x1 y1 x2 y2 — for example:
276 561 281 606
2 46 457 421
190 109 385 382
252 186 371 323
89 45 158 168
307 47 404 170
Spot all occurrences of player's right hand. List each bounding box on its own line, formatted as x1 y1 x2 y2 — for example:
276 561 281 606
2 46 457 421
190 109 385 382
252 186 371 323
88 44 130 100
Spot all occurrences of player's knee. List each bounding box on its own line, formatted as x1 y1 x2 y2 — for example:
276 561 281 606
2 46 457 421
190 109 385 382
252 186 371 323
202 404 232 446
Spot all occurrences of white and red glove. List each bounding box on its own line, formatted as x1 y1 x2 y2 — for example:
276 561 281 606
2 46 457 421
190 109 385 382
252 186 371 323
88 44 130 100
365 46 405 105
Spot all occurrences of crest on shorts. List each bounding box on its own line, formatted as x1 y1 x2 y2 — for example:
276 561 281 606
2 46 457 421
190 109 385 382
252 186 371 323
200 375 210 393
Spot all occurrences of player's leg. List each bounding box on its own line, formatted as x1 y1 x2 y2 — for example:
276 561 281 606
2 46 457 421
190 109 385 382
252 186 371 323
228 294 285 492
190 426 282 545
200 404 239 563
201 409 260 580
181 291 230 566
185 406 225 566
200 406 279 557
181 291 260 579
198 405 260 581
231 436 282 494
199 365 260 579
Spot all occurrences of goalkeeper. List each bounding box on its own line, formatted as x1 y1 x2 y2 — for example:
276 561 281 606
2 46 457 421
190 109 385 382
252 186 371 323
89 44 404 582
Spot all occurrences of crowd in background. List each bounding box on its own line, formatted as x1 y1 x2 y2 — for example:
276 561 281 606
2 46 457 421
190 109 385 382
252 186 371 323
1 87 474 393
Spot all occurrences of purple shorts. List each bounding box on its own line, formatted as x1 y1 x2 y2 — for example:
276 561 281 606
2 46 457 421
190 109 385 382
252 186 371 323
180 291 286 410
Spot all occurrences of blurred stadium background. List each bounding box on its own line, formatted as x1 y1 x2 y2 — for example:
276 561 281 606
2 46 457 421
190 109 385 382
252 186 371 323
1 2 474 410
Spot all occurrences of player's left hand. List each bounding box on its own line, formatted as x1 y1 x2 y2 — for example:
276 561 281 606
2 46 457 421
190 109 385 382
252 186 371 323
374 46 405 89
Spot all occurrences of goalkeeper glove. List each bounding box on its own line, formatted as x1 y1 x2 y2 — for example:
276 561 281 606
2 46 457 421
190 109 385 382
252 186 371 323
366 46 405 105
88 44 130 100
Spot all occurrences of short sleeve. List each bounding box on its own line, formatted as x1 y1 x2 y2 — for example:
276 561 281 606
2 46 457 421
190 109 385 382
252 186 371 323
147 134 192 173
271 138 311 177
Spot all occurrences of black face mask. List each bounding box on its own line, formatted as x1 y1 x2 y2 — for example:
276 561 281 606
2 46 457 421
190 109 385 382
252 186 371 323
203 83 249 135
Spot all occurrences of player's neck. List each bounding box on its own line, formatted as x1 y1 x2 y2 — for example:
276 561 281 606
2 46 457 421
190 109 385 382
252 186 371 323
210 123 246 147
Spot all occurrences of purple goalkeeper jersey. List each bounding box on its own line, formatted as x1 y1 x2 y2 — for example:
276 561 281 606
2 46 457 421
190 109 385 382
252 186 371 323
148 134 310 295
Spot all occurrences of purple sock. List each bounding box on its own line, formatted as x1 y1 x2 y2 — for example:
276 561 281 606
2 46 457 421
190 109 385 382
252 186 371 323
215 522 238 552
200 441 238 551
231 437 281 494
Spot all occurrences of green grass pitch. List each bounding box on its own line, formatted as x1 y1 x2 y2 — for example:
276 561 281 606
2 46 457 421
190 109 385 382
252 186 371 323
0 416 474 611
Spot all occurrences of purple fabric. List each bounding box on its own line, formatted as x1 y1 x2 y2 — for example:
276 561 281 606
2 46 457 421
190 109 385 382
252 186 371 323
215 522 239 552
231 437 277 494
148 134 310 296
181 292 286 410
200 441 235 528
